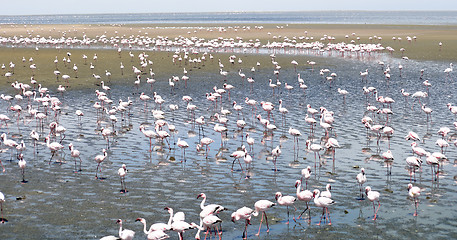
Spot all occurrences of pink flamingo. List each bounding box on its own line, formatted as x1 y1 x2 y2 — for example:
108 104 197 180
94 149 108 179
253 199 276 236
365 186 381 220
275 192 297 224
231 206 255 239
313 189 335 225
295 180 313 222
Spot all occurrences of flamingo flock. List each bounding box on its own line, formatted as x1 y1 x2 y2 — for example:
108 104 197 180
0 24 455 240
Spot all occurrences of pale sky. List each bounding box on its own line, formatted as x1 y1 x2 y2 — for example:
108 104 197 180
1 0 457 15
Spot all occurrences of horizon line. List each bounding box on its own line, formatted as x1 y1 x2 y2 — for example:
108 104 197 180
1 10 457 17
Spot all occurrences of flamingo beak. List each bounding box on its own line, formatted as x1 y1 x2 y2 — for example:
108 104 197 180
135 218 141 222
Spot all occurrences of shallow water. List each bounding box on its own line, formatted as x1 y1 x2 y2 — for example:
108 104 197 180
0 54 457 240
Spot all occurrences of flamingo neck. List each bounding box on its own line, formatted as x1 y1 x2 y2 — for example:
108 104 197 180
167 209 173 227
141 220 149 235
118 222 123 237
200 196 206 210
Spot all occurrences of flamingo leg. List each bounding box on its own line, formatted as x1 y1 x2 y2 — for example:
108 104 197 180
48 151 55 164
318 207 325 225
1 202 4 223
204 227 209 240
286 206 290 224
326 207 332 225
264 212 270 233
298 205 309 219
255 211 264 236
242 219 249 239
95 163 100 179
373 201 381 220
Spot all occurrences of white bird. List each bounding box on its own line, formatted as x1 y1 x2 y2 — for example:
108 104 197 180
94 149 108 179
118 164 128 193
408 184 421 216
0 191 5 223
231 206 255 239
18 153 26 183
365 186 381 220
275 192 297 224
313 189 335 225
116 219 135 240
356 168 367 199
271 145 281 171
252 199 276 236
294 180 313 222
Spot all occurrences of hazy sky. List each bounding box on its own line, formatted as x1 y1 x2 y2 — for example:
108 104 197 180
2 0 457 15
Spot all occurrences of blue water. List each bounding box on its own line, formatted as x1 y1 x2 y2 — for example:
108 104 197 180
0 11 457 25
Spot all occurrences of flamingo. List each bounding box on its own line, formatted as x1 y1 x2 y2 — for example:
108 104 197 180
382 150 394 175
69 143 82 172
45 136 64 164
321 184 332 198
411 142 427 158
176 138 189 161
170 219 200 240
94 149 108 179
408 184 421 216
195 193 226 240
425 152 440 181
230 145 246 172
139 125 157 152
365 186 381 220
0 191 5 223
295 180 313 222
202 215 222 240
144 207 174 232
325 137 340 162
305 139 323 168
313 189 335 225
246 133 255 152
406 156 422 182
253 199 276 236
118 164 128 193
18 153 26 183
337 88 348 103
421 104 433 122
116 219 135 240
356 168 367 199
200 137 214 158
405 131 420 142
231 206 254 239
271 145 281 171
300 166 312 189
275 192 297 224
278 99 289 123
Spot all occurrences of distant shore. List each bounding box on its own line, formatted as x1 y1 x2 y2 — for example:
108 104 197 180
0 23 455 90
1 23 456 61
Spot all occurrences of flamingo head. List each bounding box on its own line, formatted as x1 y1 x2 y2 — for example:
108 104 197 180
135 218 145 223
295 180 301 188
275 192 282 200
164 207 173 214
365 186 371 194
407 183 413 191
116 219 122 224
197 193 206 199
361 168 365 174
231 212 238 222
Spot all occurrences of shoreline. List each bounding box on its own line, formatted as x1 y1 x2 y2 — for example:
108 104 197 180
0 23 455 90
